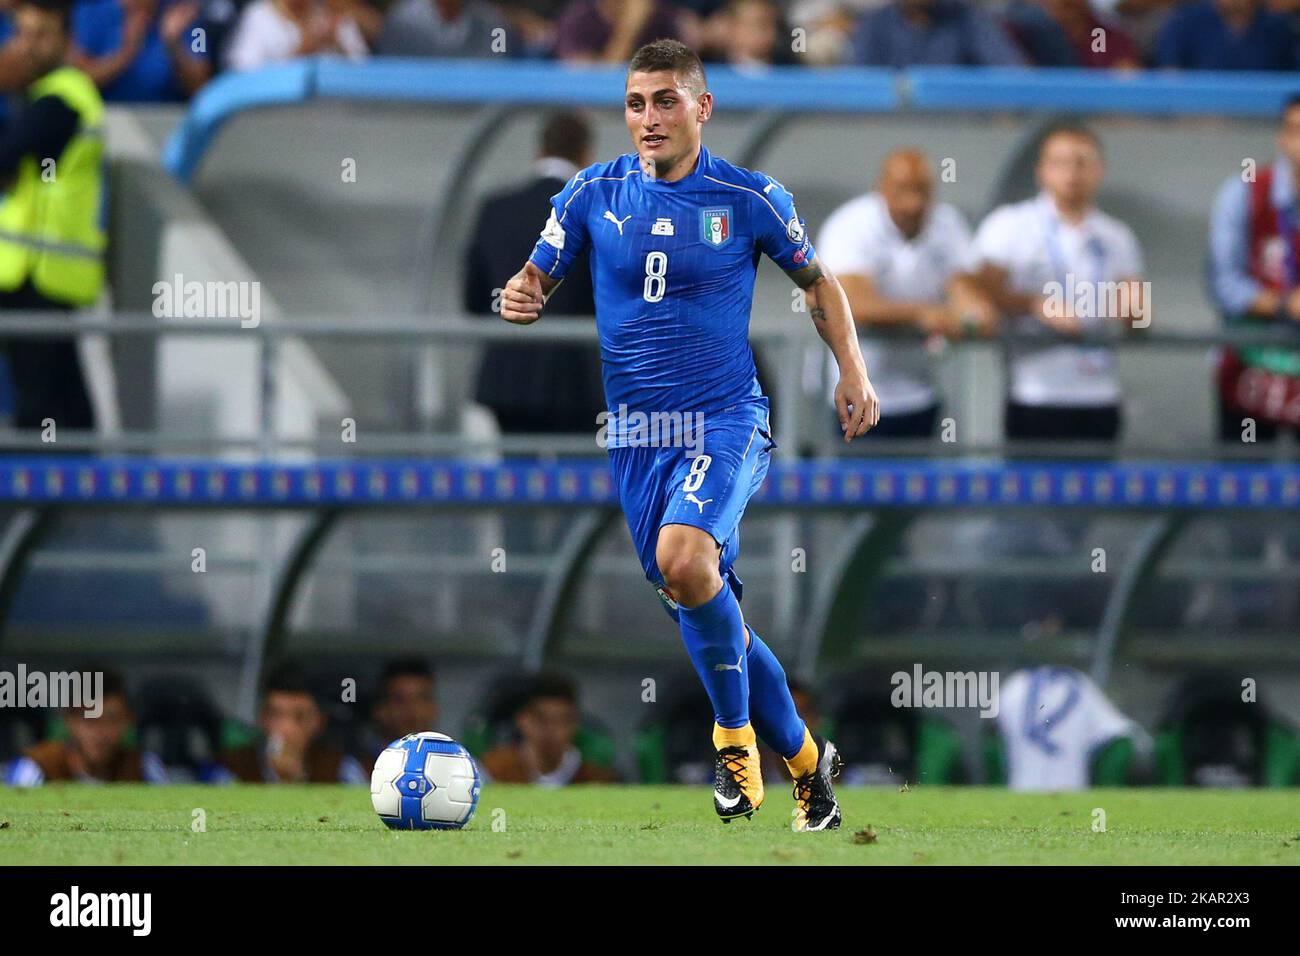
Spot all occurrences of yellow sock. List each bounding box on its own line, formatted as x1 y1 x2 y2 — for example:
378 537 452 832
784 727 818 778
713 722 757 750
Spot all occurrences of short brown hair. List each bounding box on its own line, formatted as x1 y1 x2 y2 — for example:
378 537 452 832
540 110 592 166
628 39 707 98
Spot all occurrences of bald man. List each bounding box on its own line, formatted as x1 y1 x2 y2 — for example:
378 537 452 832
815 149 996 440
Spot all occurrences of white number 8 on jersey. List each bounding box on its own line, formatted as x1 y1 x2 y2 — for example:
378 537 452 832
643 251 667 303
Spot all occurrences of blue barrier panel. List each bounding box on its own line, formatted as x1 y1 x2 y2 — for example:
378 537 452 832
906 66 1300 116
314 57 631 105
3 457 1297 510
162 61 317 183
163 58 898 182
161 60 1291 182
312 59 900 111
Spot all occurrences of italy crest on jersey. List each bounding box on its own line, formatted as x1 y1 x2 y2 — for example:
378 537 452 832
700 207 732 249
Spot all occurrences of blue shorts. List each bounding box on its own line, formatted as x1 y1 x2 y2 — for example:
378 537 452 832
607 400 776 619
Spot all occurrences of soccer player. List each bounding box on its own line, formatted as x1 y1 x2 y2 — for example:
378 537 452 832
499 39 879 830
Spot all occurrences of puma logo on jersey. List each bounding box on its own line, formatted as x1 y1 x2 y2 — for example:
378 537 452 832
603 210 632 235
685 492 713 513
713 653 743 673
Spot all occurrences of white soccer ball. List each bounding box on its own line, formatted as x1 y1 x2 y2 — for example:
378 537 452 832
370 732 482 830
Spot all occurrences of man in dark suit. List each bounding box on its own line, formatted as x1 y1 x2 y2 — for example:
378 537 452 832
465 111 604 435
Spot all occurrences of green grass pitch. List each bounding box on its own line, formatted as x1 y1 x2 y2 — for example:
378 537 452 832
1 785 1297 865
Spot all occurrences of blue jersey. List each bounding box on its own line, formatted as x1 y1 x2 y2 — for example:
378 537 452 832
527 146 814 446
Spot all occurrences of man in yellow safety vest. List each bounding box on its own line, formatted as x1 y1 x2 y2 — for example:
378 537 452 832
0 0 105 436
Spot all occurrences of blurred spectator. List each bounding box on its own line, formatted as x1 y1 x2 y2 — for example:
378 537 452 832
1208 94 1300 442
365 658 440 756
704 0 782 66
974 124 1144 441
1088 0 1180 59
1153 0 1296 71
467 110 604 434
496 1 568 58
1005 0 1140 68
218 666 367 783
190 0 252 76
480 673 620 784
850 0 1026 67
376 0 505 58
348 0 383 46
1003 0 1076 65
994 666 1139 790
0 0 29 93
0 0 105 439
553 0 684 62
3 669 168 785
786 0 863 64
70 0 211 102
816 148 995 440
224 0 368 72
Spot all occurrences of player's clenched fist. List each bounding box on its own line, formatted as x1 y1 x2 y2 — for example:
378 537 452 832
836 369 880 442
500 263 549 324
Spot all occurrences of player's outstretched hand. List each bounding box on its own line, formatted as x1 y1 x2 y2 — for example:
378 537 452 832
500 264 547 325
836 369 880 442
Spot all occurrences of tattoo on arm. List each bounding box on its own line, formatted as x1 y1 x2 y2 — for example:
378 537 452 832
791 259 829 322
789 261 825 290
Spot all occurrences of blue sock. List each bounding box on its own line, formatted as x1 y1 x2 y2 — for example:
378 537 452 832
745 627 806 758
678 583 749 729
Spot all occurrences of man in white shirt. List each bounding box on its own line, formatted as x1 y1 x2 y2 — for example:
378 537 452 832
996 666 1137 791
816 148 996 440
224 0 370 73
974 125 1146 441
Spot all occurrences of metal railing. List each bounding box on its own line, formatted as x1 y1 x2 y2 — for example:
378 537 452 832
0 310 1297 461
